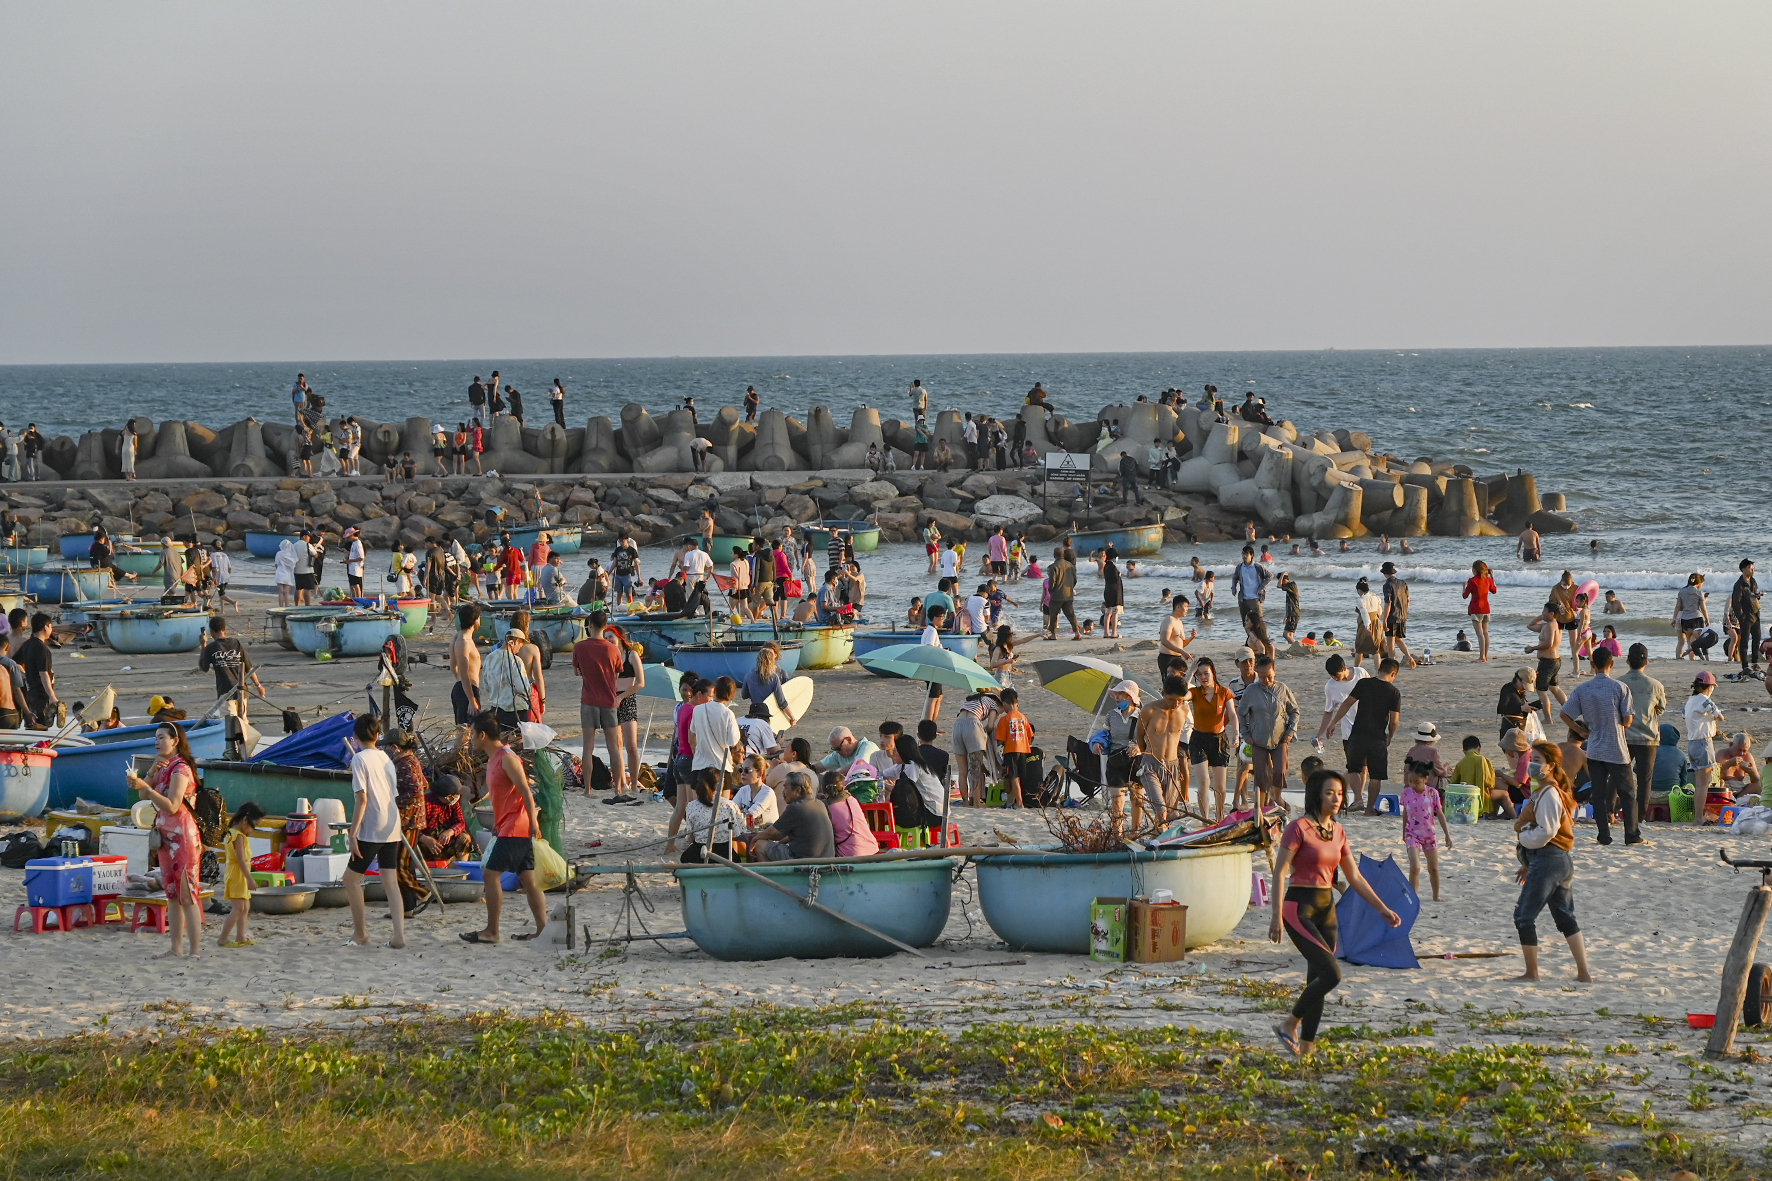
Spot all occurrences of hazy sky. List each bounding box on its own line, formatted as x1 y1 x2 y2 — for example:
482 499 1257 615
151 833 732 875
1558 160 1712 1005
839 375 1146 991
3 3 1768 363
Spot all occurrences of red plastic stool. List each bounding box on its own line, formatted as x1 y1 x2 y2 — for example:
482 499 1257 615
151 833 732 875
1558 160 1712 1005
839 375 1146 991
130 900 172 934
925 823 962 848
92 896 127 925
14 903 96 933
860 801 902 850
1644 801 1671 822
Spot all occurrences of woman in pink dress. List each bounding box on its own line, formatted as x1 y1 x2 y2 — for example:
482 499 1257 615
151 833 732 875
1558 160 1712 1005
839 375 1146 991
126 723 203 959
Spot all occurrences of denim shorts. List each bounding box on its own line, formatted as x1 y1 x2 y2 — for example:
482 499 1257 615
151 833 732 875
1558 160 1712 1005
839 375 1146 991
1689 737 1716 769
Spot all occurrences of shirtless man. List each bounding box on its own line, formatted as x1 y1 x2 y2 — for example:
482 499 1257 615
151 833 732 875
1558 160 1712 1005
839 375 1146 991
450 604 483 725
1526 601 1568 712
1517 524 1542 563
1131 674 1191 832
1158 596 1196 684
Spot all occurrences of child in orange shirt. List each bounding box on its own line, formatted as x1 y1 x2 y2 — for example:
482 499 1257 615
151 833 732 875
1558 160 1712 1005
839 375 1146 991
994 688 1036 810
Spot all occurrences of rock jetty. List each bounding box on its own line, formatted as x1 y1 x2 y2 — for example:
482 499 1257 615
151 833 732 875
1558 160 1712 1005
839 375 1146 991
8 398 1572 549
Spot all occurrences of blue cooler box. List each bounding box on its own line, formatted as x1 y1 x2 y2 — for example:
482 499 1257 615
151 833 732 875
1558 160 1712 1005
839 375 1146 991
25 857 94 908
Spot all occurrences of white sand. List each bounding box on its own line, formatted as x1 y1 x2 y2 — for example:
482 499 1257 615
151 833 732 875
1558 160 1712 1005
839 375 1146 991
7 592 1772 1142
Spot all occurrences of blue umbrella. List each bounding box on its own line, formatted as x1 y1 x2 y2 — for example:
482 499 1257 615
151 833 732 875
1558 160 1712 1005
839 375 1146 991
856 643 1000 691
637 663 684 700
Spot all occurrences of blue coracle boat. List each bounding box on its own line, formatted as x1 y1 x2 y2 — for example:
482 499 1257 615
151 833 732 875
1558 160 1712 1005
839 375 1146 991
245 531 301 558
96 608 209 654
25 566 115 604
615 615 728 663
851 630 979 676
676 858 955 960
47 718 229 810
669 640 803 681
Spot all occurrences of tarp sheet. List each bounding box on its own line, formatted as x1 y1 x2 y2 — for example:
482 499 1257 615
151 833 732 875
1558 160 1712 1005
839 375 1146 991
250 711 356 771
1335 853 1420 968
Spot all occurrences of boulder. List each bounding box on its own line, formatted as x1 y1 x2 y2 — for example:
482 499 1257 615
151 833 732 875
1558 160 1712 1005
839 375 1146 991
848 480 898 505
918 509 974 533
356 513 401 547
181 490 228 515
973 494 1043 527
780 494 819 523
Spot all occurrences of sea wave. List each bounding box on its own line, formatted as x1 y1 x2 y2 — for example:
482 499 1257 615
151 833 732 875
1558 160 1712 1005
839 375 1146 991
1134 562 1710 591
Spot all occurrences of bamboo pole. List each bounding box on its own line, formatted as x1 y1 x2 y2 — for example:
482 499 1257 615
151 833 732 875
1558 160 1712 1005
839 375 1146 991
1708 885 1770 1059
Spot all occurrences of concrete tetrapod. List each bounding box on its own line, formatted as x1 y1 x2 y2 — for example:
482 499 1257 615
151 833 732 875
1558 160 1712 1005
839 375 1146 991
574 417 627 473
634 408 719 475
134 420 211 480
619 404 664 462
226 418 279 478
478 415 547 475
1295 482 1366 540
749 409 803 471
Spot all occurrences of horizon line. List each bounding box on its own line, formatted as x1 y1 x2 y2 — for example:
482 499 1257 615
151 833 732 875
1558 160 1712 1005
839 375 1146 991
2 342 1769 369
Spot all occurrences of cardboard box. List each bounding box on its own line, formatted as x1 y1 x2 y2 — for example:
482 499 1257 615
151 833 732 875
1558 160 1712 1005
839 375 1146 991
1129 900 1187 963
1090 896 1129 962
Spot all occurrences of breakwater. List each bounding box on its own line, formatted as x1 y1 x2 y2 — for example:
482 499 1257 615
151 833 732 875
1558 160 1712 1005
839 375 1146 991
11 398 1573 549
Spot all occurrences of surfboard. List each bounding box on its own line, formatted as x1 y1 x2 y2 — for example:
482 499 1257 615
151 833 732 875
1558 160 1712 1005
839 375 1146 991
764 675 815 729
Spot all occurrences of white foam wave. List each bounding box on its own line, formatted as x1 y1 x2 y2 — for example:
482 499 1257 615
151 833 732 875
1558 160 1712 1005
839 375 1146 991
1135 562 1706 591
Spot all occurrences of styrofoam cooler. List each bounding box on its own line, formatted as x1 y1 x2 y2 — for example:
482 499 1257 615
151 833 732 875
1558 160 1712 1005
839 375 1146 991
99 825 151 875
25 856 94 907
291 851 349 884
88 853 129 897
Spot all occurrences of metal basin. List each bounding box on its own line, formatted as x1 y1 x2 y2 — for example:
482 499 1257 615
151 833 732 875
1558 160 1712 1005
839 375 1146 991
251 884 320 915
670 640 803 681
311 881 350 908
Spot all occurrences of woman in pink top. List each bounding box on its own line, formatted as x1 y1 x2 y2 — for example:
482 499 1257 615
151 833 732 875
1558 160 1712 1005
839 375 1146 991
1268 768 1400 1057
125 724 203 960
824 774 879 857
1462 560 1499 664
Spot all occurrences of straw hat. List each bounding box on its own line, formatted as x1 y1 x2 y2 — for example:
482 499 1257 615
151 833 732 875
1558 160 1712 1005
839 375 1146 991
1413 722 1439 742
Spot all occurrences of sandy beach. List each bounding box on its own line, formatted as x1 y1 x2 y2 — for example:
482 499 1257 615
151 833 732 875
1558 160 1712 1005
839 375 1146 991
6 572 1772 1146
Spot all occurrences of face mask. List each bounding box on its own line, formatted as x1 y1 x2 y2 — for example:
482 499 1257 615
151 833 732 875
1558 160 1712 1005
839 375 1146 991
1527 759 1545 780
1115 701 1131 713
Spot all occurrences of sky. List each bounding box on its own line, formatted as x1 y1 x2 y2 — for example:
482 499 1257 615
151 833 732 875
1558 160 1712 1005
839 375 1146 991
2 2 1769 363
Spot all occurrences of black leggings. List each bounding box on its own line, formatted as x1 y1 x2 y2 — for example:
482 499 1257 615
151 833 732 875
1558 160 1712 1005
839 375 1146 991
1283 886 1341 1042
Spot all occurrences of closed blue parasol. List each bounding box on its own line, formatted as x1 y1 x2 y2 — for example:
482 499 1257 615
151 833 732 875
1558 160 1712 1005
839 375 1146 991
1334 853 1420 969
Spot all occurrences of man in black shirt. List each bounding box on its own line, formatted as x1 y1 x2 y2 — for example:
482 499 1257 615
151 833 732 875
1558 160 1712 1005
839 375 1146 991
468 377 486 425
21 426 43 482
1326 657 1402 814
916 719 951 784
16 612 56 728
199 615 264 717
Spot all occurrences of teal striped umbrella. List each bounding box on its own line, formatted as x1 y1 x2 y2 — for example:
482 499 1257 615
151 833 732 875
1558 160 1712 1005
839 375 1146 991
855 643 1000 691
638 663 685 700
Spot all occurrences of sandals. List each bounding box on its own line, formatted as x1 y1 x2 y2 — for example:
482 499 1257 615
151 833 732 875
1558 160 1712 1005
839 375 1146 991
1273 1022 1301 1057
458 931 499 944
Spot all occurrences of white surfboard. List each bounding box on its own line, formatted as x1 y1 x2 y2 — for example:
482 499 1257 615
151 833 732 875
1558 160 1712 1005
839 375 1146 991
764 675 815 730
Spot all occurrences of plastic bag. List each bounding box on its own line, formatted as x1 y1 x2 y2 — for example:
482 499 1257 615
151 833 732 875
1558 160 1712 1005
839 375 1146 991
533 836 568 892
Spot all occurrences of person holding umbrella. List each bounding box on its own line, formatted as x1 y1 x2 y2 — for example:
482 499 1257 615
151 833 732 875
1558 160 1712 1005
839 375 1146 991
1269 768 1401 1057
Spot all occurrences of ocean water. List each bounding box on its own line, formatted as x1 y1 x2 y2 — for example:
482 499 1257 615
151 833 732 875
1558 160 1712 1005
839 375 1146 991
5 346 1769 656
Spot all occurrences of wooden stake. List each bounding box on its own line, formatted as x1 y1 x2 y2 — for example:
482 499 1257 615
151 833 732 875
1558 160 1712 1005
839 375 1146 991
1707 885 1770 1059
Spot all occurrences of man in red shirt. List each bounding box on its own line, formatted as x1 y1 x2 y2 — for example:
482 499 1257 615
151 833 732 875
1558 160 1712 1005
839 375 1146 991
571 609 626 800
500 535 526 594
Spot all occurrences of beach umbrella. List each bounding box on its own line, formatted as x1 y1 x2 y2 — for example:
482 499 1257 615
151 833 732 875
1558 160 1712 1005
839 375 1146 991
1334 854 1420 969
637 663 684 700
855 644 1001 692
1030 655 1129 714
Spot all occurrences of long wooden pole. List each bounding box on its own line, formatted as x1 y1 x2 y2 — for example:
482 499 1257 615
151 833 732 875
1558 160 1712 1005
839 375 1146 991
1708 885 1770 1059
706 852 932 959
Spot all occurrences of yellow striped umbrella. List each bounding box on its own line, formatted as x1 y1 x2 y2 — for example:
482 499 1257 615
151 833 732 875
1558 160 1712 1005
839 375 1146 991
1030 656 1130 714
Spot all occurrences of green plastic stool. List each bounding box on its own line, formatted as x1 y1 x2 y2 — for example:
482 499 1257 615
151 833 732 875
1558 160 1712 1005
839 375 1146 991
895 826 927 850
985 781 1006 807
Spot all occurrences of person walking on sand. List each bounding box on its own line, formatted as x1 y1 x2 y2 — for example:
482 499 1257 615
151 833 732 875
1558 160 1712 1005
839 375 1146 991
1618 643 1666 827
1379 562 1417 670
462 713 548 944
1672 573 1708 661
1463 559 1498 663
342 714 407 950
1269 768 1401 1057
1685 669 1725 824
1733 559 1762 676
1326 657 1401 814
1526 600 1568 713
1559 645 1640 846
1512 741 1593 983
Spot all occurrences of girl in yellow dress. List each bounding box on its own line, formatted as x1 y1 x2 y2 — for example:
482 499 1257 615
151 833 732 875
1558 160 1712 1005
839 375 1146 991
219 803 264 948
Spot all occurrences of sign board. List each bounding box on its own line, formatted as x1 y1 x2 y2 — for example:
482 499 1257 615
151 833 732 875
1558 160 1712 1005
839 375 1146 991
1042 451 1090 483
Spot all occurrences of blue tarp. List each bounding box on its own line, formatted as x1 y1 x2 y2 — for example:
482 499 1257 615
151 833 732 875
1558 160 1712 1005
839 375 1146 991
250 711 356 770
1335 853 1421 969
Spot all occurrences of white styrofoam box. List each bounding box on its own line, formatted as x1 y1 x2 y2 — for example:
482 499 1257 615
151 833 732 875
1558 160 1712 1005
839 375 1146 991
98 826 151 876
293 852 349 884
89 854 129 896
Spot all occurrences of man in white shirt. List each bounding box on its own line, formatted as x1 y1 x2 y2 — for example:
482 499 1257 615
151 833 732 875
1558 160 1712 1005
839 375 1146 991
921 605 949 722
689 675 742 780
342 715 406 949
679 540 714 586
344 527 366 598
962 586 989 635
1312 653 1367 753
937 544 960 580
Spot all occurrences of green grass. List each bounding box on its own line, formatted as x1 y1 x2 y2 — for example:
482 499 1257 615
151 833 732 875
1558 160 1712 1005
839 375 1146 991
0 1005 1755 1179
